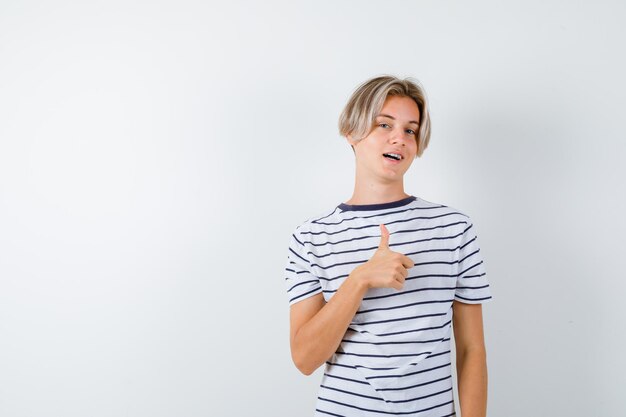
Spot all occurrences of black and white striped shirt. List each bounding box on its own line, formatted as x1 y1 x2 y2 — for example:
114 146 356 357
284 195 493 416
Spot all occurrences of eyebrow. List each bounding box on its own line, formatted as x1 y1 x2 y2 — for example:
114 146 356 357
376 113 419 126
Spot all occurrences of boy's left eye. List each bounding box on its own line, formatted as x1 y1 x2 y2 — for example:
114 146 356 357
406 129 416 135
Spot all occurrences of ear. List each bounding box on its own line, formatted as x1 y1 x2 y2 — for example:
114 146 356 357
345 135 357 154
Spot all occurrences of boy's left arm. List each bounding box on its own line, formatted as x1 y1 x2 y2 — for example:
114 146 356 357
452 300 489 417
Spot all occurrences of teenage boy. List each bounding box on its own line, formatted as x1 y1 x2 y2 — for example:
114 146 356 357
284 75 493 417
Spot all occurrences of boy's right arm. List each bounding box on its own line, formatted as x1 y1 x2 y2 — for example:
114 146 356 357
289 224 414 375
289 273 368 375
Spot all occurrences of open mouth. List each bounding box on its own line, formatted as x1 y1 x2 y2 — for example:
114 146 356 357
383 153 402 161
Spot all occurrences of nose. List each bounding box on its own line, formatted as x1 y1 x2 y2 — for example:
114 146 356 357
389 128 406 145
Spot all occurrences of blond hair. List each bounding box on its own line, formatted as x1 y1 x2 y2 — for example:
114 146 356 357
338 75 431 158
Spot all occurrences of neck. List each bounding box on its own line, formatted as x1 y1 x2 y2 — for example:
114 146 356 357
345 178 409 205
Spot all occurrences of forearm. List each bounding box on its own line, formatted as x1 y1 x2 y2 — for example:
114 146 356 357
293 273 368 375
456 348 488 417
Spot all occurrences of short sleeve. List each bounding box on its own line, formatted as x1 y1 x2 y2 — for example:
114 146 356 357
455 219 493 304
284 227 323 306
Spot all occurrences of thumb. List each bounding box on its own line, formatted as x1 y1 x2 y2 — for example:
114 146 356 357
378 224 390 250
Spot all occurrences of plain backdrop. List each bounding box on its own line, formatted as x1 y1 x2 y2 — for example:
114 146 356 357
1 0 625 416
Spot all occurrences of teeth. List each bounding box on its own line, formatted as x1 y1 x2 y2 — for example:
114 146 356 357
384 153 402 160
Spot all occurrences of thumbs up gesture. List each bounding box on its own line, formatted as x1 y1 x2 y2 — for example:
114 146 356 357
352 224 415 291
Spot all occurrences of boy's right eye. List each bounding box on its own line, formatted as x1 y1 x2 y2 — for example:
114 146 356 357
379 123 390 128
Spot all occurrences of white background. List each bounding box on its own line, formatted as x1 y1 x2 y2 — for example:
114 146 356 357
1 1 625 416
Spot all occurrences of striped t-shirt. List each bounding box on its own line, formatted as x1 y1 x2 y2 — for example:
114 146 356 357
284 195 493 416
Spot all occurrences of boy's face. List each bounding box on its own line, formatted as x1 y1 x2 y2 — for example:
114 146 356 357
347 95 420 183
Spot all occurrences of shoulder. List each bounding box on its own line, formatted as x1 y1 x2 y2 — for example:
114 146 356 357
290 205 342 240
415 196 474 226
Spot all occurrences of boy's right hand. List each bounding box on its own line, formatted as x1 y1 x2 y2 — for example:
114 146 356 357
351 224 415 291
